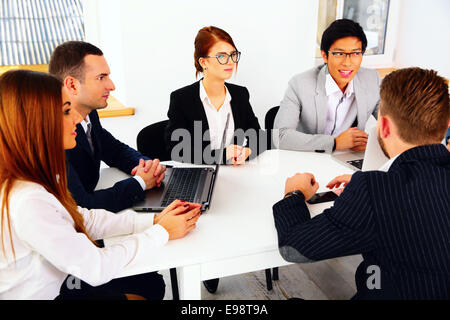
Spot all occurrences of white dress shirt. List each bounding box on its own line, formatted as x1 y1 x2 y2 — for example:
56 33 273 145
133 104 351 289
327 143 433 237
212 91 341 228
324 74 357 137
80 115 146 191
200 80 235 150
378 154 399 172
0 180 168 299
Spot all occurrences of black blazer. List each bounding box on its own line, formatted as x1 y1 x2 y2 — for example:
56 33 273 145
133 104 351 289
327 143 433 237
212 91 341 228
273 144 450 299
66 110 148 213
164 80 266 164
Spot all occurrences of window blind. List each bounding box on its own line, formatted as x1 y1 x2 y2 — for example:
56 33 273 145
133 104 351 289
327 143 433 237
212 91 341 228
0 0 84 65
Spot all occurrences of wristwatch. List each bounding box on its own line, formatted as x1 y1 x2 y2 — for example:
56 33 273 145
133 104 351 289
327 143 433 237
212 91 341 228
283 190 304 199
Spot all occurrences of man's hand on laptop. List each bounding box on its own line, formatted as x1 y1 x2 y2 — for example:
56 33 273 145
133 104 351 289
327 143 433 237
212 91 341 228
155 200 202 240
132 159 166 189
326 174 352 190
335 127 368 151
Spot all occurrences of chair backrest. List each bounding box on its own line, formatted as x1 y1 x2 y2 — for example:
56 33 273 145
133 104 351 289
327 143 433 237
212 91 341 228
265 106 280 130
264 106 279 150
136 119 170 161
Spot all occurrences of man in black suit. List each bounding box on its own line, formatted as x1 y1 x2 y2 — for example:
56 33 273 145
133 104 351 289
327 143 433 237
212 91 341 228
49 41 166 213
273 67 450 299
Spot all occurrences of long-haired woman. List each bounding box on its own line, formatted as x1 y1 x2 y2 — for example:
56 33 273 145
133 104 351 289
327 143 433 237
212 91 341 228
0 70 200 299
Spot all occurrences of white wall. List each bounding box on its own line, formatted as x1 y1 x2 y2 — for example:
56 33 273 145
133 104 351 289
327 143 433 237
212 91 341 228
83 0 128 104
85 0 450 148
84 0 319 148
394 0 450 79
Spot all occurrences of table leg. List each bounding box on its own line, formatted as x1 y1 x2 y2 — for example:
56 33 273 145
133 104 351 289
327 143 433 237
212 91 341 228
178 265 202 300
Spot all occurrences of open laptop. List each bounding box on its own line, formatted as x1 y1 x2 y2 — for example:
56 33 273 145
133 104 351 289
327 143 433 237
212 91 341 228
133 114 230 213
332 116 389 171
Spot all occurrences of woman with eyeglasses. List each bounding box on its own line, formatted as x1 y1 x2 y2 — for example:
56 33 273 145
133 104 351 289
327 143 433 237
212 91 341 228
164 26 263 294
164 26 263 166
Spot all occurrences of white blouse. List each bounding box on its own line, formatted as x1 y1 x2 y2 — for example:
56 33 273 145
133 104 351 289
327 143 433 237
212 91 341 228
0 180 168 299
200 80 235 150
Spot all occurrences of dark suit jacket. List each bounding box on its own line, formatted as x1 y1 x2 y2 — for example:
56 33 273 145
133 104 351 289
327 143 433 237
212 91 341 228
273 144 450 299
66 110 148 213
164 80 266 164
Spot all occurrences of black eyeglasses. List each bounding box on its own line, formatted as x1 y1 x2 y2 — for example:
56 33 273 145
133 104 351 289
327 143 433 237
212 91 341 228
328 51 363 60
205 51 241 65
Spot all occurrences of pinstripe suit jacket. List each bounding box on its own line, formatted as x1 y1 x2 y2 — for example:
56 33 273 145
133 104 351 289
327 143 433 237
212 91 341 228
273 144 450 299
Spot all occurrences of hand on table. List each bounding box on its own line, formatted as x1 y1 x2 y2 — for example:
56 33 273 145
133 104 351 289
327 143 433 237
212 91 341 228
226 144 252 165
335 127 368 151
284 173 319 201
155 200 202 240
326 174 353 190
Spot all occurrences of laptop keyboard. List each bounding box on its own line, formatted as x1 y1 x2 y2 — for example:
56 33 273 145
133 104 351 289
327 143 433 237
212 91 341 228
347 159 364 170
161 168 204 206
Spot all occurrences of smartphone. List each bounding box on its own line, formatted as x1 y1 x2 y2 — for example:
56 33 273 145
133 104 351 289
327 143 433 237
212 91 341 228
306 190 341 204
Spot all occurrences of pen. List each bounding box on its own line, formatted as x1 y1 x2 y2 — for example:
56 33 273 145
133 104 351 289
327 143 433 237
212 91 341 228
236 137 248 163
241 137 248 148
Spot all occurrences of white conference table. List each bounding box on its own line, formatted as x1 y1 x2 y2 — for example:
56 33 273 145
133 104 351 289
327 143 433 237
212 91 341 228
100 149 354 299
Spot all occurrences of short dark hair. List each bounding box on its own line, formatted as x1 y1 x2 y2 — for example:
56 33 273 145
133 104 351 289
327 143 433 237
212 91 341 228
380 67 450 145
320 19 367 57
49 41 103 82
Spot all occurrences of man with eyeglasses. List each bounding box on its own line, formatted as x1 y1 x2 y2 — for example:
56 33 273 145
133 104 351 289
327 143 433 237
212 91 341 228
274 19 380 153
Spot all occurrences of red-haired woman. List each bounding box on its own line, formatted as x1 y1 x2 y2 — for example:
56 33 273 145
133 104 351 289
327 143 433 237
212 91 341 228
0 70 201 299
164 26 264 294
164 26 264 166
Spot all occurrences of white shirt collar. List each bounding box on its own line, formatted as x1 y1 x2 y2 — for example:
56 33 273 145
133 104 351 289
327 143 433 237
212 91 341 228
80 114 91 133
378 154 400 172
200 80 231 109
325 73 354 98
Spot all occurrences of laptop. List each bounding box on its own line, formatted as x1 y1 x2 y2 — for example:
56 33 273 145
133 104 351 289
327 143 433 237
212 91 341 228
361 124 389 171
332 116 389 171
133 114 230 212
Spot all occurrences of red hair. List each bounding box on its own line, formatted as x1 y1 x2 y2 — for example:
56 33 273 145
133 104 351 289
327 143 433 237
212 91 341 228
194 26 238 78
0 70 97 262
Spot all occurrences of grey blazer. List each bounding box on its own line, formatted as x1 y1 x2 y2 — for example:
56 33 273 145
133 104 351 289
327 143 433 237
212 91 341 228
273 64 380 153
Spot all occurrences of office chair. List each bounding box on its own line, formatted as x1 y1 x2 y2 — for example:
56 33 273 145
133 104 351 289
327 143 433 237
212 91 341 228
264 106 280 151
263 106 280 290
137 119 180 300
137 119 171 161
